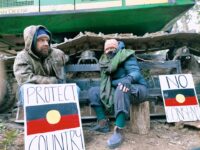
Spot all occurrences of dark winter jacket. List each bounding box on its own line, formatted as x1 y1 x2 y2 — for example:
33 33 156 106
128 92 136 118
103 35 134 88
99 49 147 110
111 55 147 87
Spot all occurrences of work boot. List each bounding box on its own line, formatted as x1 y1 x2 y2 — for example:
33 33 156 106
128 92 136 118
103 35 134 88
90 119 110 133
107 126 123 149
15 106 24 123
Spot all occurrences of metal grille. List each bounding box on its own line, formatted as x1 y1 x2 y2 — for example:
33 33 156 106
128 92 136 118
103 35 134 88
0 0 34 8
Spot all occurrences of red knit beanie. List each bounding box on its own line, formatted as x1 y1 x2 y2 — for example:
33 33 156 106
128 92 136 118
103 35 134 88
104 39 118 53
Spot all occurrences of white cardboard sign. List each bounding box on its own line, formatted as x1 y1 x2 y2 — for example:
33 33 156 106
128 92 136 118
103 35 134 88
23 84 85 150
159 74 200 122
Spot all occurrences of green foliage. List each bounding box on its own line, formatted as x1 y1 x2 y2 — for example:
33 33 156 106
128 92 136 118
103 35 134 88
0 122 5 133
0 126 18 150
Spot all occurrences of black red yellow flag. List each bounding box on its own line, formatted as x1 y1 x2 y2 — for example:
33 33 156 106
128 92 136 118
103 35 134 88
163 88 198 106
26 103 80 135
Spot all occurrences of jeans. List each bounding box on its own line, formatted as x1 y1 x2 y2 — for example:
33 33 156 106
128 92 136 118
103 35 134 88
88 84 148 117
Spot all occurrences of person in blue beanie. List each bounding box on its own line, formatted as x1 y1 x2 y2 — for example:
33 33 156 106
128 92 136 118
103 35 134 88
13 25 69 122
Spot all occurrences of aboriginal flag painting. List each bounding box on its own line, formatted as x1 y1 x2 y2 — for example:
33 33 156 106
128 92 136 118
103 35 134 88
26 103 80 135
163 88 198 107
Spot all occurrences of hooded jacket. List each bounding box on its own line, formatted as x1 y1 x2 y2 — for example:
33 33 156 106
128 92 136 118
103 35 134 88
13 25 66 85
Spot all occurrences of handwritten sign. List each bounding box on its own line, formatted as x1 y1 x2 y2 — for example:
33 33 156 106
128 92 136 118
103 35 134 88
159 74 200 122
23 84 85 150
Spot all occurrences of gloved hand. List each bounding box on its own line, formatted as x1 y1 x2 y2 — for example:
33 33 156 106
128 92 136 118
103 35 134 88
118 82 131 92
112 76 133 92
112 76 133 86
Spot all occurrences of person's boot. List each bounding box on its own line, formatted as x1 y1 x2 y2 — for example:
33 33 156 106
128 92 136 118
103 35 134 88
90 119 110 133
15 106 24 123
107 126 123 149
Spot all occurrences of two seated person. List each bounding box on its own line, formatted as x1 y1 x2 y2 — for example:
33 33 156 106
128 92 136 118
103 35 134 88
13 25 148 149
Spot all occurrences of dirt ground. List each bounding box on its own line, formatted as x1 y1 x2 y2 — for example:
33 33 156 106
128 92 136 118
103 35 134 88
84 121 200 150
0 114 200 150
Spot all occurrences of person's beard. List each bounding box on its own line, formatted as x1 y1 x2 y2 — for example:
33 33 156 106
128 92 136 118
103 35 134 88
35 46 50 59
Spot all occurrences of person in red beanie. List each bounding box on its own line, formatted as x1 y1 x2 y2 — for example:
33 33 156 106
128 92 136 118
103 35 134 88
88 39 148 149
104 39 119 54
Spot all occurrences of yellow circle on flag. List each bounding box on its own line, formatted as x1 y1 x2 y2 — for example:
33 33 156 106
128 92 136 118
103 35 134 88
46 110 61 124
175 94 186 103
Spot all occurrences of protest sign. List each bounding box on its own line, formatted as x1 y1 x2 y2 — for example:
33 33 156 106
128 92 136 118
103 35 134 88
159 74 200 122
23 84 85 150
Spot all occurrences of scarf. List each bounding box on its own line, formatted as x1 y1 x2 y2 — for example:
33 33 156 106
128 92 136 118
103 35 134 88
99 49 135 111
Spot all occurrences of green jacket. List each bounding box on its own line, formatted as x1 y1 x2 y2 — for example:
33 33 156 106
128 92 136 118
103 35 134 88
13 25 67 85
99 49 135 110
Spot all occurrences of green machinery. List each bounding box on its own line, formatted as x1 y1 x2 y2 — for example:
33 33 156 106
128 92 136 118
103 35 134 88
0 0 196 113
0 0 194 35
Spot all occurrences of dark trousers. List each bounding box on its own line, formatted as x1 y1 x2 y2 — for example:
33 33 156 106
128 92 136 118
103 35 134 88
88 84 148 117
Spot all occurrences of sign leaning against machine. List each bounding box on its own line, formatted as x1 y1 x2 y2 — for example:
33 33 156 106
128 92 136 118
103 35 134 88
23 83 85 150
159 74 200 123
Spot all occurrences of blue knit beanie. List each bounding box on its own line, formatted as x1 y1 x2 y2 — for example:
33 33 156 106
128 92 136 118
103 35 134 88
37 28 50 39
